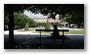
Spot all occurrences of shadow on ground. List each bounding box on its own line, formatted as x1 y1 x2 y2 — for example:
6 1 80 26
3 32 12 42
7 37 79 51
4 34 84 49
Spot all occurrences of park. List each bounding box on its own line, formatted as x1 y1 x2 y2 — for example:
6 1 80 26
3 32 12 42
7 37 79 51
4 4 84 49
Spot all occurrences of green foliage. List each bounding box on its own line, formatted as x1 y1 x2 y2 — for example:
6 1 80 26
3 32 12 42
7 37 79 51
45 20 50 30
4 16 9 25
14 12 29 27
24 23 29 31
4 12 38 28
14 12 38 28
28 18 37 27
66 17 84 28
37 22 46 27
50 22 62 27
4 4 84 28
4 4 84 19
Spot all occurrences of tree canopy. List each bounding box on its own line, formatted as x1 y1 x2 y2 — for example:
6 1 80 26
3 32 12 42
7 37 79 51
4 4 84 28
4 12 38 29
4 4 84 18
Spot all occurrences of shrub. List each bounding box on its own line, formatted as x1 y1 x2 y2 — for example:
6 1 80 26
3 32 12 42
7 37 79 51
24 23 29 31
45 20 50 30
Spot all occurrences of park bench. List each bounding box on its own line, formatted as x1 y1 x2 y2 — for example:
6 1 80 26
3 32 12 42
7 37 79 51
36 29 70 48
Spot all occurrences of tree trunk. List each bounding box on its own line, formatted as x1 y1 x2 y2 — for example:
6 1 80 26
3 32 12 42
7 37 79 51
8 5 14 44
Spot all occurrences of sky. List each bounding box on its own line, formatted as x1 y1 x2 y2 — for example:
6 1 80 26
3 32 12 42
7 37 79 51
24 10 48 19
24 10 59 19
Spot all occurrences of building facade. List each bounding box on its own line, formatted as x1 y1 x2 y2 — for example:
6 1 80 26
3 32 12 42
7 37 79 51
33 18 60 23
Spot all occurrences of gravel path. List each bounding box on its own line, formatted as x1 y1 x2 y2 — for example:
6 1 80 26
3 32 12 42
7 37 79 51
4 30 40 35
4 29 84 35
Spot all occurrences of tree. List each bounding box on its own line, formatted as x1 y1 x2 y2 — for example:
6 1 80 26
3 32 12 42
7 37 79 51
8 5 14 44
45 20 50 30
37 22 46 27
28 18 37 27
24 23 29 31
66 15 84 28
14 12 29 28
4 12 30 29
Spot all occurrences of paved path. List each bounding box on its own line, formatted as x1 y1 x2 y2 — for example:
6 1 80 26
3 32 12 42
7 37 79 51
4 29 84 35
4 30 40 35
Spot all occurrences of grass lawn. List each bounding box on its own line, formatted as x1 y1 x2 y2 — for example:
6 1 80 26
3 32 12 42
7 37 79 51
64 29 84 34
35 29 84 34
19 27 84 34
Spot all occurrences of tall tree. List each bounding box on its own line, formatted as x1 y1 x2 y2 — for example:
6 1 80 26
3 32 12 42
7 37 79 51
7 5 14 44
45 20 50 30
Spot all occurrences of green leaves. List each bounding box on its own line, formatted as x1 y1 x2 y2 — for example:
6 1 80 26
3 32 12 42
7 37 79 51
4 4 84 19
4 4 84 28
45 20 50 30
14 12 29 27
24 23 29 31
